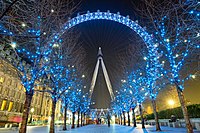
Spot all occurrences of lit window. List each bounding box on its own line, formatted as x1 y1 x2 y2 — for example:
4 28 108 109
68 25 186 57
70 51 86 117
23 87 26 92
14 82 17 87
9 90 14 97
35 99 38 105
0 85 2 93
6 79 11 85
20 104 23 113
18 93 21 99
21 94 25 100
14 102 19 112
1 100 7 110
8 101 13 111
0 77 4 83
4 88 9 95
18 84 22 90
14 91 18 98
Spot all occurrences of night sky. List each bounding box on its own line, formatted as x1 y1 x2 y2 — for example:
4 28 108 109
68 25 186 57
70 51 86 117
72 0 200 109
79 0 134 16
74 0 142 109
75 18 141 108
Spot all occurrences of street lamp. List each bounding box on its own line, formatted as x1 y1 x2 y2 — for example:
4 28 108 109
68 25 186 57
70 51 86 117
191 75 196 79
168 100 175 108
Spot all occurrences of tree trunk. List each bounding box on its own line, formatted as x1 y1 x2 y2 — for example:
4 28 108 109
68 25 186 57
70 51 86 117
83 113 85 126
117 115 120 124
63 106 67 130
176 86 193 133
139 104 145 129
19 93 33 133
84 113 86 125
132 108 137 127
123 111 126 125
72 112 75 129
151 99 161 131
120 115 122 125
81 112 83 126
49 99 56 133
127 111 130 126
77 111 80 127
108 114 110 127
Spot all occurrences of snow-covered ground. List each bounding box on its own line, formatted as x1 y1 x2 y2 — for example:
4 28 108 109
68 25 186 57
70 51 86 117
1 124 200 133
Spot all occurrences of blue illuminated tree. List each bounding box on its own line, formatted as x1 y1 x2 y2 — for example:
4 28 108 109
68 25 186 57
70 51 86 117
42 28 84 132
61 80 88 130
61 91 70 131
125 55 165 131
127 70 148 129
112 92 127 125
145 57 167 131
137 1 200 132
112 94 123 125
112 77 142 126
117 91 129 126
119 83 135 126
70 79 89 128
68 77 83 129
44 63 74 133
79 93 91 126
68 92 79 128
131 102 137 127
0 1 80 133
0 13 52 133
76 84 83 128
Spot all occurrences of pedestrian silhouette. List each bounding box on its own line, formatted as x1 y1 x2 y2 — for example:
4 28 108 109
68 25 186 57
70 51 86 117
107 113 111 127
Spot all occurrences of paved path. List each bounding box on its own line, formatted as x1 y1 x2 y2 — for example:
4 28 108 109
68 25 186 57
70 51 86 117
0 124 200 133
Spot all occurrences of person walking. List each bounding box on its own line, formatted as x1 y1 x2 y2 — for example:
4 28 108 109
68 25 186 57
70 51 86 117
107 113 111 127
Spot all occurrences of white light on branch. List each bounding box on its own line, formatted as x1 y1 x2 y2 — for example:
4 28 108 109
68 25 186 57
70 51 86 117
21 23 26 27
10 42 17 48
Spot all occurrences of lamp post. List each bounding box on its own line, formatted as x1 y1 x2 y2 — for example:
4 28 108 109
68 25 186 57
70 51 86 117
29 108 34 123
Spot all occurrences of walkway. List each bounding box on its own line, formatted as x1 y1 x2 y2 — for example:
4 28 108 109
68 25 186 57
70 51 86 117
1 124 200 133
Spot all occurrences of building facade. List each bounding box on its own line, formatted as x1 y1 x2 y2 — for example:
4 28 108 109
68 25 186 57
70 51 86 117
0 59 61 127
